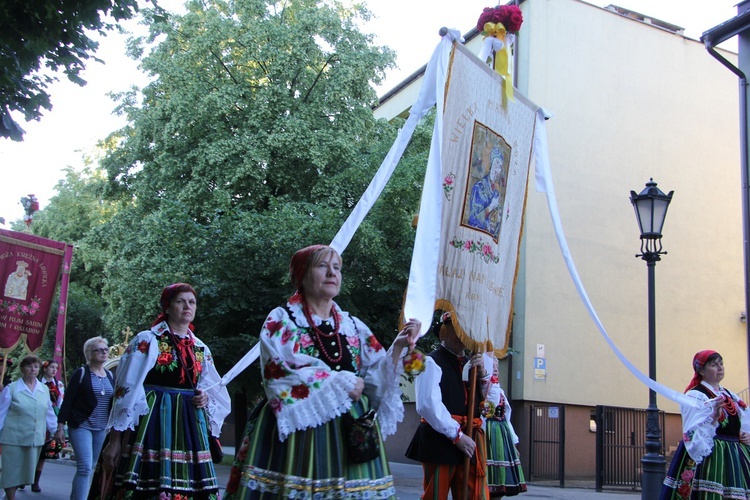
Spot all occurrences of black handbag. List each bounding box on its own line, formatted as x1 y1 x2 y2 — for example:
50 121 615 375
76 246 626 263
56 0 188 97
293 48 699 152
341 409 380 463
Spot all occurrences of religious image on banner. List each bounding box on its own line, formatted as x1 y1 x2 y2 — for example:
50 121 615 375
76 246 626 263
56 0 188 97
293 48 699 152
461 123 510 243
435 43 537 358
0 229 67 352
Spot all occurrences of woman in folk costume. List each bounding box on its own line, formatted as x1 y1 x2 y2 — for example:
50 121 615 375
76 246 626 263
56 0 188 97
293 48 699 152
482 354 526 497
224 244 420 499
97 283 231 499
660 350 750 499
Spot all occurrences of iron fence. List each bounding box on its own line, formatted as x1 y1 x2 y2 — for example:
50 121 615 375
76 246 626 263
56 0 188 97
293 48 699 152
528 404 565 487
595 405 665 491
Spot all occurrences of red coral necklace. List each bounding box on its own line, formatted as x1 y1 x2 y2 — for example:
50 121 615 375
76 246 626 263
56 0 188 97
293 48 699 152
302 300 343 363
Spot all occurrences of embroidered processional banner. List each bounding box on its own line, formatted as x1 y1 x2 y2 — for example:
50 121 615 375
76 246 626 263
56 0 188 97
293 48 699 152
0 229 68 352
435 44 536 357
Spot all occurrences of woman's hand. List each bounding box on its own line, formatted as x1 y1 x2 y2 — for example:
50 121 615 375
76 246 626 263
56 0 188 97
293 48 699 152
192 389 208 409
710 398 723 425
393 319 422 352
54 427 65 446
741 431 750 445
101 432 122 470
348 377 365 401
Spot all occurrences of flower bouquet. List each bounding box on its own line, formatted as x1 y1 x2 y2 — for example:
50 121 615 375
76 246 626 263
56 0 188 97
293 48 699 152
403 349 426 377
477 4 523 35
476 4 524 101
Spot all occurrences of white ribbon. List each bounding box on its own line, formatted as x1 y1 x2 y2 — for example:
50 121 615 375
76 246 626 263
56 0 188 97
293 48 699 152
532 109 699 408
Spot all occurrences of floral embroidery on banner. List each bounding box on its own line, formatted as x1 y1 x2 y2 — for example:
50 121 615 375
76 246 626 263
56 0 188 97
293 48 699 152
449 237 501 264
0 295 42 316
443 172 456 201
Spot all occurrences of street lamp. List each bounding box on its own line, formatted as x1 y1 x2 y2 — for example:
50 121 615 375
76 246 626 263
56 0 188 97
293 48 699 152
630 178 673 499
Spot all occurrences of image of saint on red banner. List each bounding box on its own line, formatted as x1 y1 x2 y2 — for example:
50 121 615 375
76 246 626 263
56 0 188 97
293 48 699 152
0 229 67 351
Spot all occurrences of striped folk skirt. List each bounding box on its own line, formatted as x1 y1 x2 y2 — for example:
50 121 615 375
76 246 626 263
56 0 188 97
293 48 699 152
224 397 396 500
484 418 527 497
93 386 219 500
661 436 750 499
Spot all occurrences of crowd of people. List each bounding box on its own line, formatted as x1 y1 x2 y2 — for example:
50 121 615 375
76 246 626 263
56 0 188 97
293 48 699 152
3 244 750 499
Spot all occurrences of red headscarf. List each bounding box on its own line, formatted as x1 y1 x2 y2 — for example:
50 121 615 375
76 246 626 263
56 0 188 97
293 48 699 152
685 349 719 393
151 283 198 330
288 244 332 302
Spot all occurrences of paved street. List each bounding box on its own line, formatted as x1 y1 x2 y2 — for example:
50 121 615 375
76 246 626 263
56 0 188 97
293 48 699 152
14 457 640 499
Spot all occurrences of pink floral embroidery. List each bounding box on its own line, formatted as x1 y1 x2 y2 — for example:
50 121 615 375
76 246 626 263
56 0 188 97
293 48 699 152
314 370 330 380
347 336 360 347
299 334 314 348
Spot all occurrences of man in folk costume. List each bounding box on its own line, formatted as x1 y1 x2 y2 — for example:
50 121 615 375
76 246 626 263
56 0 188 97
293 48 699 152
406 312 492 499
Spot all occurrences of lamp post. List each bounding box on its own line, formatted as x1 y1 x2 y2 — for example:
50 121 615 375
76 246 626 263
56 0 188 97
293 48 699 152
630 178 673 499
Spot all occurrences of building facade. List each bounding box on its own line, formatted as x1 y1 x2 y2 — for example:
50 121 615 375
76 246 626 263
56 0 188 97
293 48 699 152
378 0 745 480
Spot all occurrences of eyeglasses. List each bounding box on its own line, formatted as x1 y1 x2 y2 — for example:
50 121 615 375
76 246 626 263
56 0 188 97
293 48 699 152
92 348 109 354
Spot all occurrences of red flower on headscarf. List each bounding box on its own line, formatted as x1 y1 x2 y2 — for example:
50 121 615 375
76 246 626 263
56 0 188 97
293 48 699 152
740 400 747 410
291 384 310 400
264 361 286 380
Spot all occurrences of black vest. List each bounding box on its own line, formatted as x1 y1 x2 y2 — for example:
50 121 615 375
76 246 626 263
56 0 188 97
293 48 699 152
405 345 481 465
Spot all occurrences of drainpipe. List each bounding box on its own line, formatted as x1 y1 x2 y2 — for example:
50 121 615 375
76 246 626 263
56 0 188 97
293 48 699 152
702 3 750 388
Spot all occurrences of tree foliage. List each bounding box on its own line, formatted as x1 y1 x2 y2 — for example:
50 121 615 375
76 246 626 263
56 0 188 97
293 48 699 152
0 0 144 140
29 0 434 396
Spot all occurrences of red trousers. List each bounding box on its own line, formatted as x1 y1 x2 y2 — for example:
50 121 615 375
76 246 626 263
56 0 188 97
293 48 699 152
420 460 489 500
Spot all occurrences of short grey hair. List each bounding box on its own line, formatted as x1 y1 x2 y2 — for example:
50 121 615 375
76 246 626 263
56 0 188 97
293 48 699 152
83 336 109 363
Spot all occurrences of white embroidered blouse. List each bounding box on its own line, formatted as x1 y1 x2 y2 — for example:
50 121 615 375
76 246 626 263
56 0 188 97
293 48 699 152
259 300 406 442
107 321 231 437
681 381 750 464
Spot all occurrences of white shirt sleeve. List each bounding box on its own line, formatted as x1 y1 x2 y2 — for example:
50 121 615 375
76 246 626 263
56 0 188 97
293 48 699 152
415 356 461 440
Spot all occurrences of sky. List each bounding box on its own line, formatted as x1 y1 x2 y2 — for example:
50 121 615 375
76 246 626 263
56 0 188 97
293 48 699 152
0 0 741 225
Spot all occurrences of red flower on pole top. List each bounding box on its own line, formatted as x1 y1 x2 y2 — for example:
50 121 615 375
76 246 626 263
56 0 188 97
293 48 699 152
477 5 524 34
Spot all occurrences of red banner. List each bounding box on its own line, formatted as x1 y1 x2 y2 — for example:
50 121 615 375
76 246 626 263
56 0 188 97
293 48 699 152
0 229 68 351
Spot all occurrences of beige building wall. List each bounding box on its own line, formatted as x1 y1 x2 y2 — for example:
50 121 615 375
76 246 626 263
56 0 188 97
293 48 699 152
376 0 746 410
515 0 744 413
376 0 746 478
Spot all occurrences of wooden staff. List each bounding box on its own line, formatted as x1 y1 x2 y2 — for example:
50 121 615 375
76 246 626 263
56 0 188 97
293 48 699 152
461 360 479 500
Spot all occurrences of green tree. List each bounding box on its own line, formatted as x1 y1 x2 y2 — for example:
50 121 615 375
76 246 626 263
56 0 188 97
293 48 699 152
34 0 433 395
0 0 146 141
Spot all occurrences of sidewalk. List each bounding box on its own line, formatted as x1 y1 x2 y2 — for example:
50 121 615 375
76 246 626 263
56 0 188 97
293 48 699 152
31 457 640 499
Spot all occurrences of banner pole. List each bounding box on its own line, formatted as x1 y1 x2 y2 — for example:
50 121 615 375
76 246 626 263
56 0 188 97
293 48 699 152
55 244 73 379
